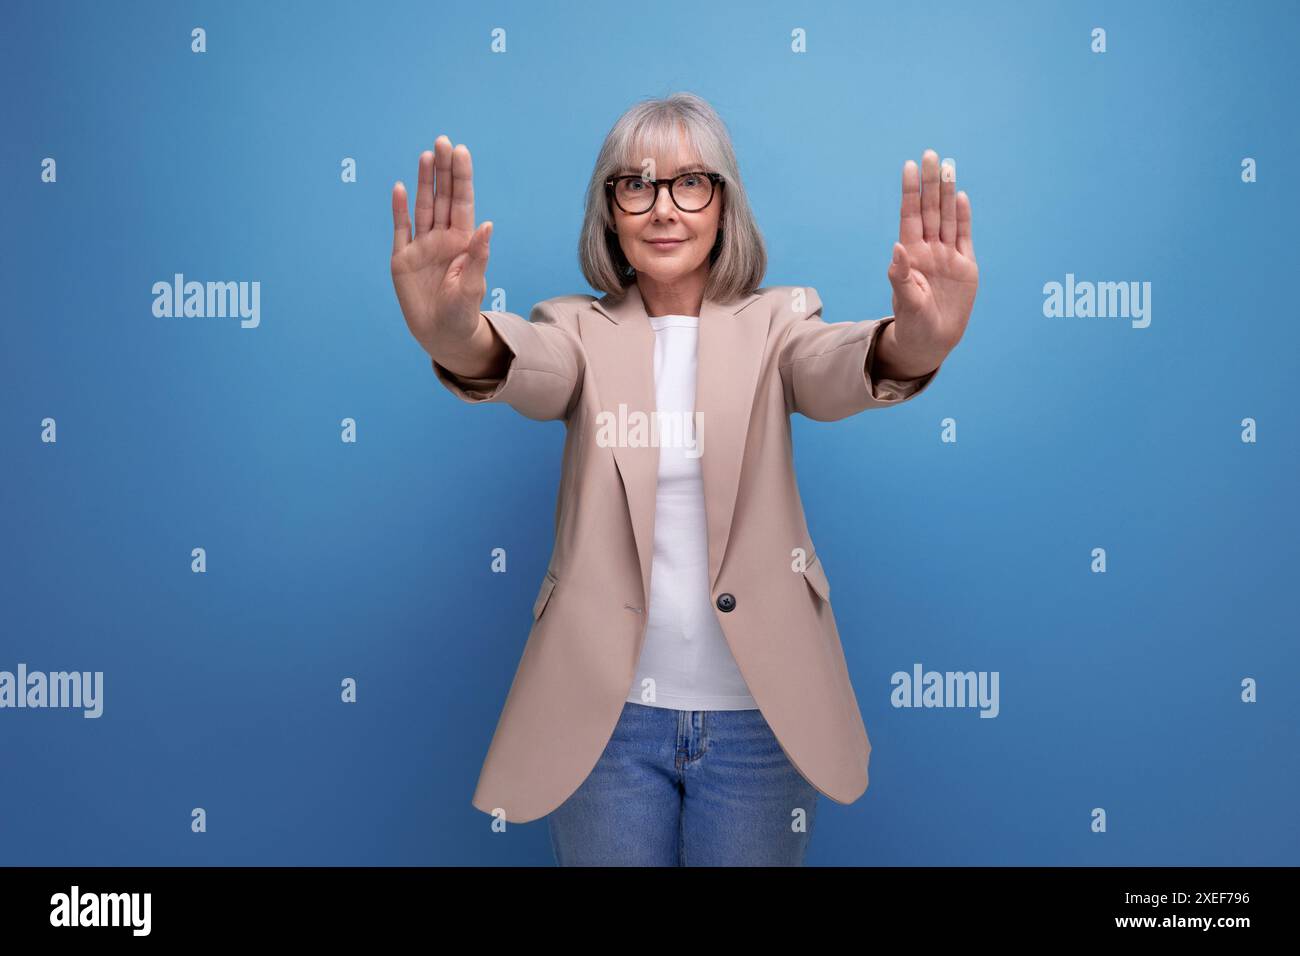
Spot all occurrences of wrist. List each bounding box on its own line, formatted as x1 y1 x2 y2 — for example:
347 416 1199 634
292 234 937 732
872 319 945 380
436 313 510 380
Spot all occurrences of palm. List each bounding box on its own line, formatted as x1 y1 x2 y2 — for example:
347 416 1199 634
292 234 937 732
393 222 479 322
890 150 978 355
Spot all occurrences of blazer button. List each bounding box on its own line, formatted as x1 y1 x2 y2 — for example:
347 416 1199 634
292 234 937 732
716 593 736 612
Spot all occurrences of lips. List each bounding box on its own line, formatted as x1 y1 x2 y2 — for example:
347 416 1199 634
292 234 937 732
646 238 686 245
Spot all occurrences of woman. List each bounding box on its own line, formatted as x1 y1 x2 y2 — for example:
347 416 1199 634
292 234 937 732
390 92 977 865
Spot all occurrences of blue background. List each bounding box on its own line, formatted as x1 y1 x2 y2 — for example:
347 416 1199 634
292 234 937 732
1 0 1296 866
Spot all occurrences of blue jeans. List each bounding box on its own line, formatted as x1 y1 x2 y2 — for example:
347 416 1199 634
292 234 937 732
547 701 820 866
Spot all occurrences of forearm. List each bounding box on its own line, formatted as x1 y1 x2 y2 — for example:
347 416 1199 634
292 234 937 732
870 319 945 381
430 314 512 380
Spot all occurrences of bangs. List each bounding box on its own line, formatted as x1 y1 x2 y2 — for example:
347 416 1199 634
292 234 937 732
618 118 709 177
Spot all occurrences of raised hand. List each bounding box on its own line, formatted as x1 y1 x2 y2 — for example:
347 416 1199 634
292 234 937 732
391 136 494 358
886 149 978 365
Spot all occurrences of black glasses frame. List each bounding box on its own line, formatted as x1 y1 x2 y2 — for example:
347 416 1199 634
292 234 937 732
605 171 725 214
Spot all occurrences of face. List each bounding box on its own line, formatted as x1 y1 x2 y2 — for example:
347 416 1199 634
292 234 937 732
608 136 724 287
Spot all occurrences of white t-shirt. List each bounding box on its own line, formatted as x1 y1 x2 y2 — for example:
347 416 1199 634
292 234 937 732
625 313 759 711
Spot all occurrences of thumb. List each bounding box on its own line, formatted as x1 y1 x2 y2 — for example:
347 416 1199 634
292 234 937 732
887 242 910 283
464 221 493 281
887 242 925 312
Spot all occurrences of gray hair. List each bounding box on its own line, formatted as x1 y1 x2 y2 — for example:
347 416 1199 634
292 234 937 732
578 92 767 304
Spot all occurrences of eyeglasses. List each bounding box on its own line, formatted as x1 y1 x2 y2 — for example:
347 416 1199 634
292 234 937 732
605 171 724 214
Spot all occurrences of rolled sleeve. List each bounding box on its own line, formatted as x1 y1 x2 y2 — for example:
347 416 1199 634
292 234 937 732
431 302 584 422
778 286 940 421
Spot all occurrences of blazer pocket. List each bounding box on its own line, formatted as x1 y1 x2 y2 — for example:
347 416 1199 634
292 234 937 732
801 553 831 604
533 570 558 621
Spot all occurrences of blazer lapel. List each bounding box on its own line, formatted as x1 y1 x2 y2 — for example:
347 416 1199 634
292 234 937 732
585 282 768 603
582 288 659 602
695 288 769 589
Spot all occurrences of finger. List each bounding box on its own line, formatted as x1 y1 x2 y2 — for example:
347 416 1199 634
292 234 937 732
392 181 412 255
939 158 957 246
414 149 435 236
433 135 453 230
920 149 940 242
956 191 975 261
449 143 476 234
899 159 922 247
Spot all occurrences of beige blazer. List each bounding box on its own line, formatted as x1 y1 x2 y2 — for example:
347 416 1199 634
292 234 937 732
432 282 941 823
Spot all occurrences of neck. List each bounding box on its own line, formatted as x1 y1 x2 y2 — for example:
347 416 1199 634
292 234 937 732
635 265 708 318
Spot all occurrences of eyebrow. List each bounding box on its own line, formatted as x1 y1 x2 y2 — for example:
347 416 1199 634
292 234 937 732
613 166 711 177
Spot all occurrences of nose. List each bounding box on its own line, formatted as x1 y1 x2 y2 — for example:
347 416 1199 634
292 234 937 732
650 182 678 219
